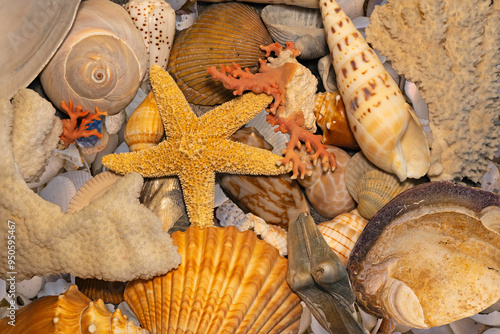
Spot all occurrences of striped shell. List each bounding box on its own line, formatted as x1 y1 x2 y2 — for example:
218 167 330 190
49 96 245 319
320 0 430 181
317 210 368 266
345 152 423 219
124 226 303 333
167 2 273 105
75 277 127 304
0 285 147 333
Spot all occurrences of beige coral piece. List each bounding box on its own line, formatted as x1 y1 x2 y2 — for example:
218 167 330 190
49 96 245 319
0 98 181 282
102 65 289 227
366 0 500 183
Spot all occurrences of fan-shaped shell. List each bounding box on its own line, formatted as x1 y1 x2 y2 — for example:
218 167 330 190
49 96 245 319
261 5 328 60
0 285 147 333
40 0 147 115
75 277 127 304
348 182 500 329
125 226 302 333
345 152 423 219
39 175 78 213
167 2 273 105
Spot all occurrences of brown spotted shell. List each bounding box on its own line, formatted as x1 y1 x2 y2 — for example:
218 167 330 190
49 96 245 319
167 2 273 105
124 226 303 333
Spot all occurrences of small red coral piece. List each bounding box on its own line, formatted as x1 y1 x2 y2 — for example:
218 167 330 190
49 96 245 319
59 100 108 149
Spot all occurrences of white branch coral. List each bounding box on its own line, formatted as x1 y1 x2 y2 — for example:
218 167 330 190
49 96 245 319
366 0 500 183
0 98 181 282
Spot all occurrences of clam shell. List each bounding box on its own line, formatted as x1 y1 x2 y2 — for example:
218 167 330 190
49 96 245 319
345 152 423 219
261 5 328 60
348 181 500 329
0 0 81 99
167 2 273 105
0 285 147 333
317 210 368 266
75 277 127 304
124 226 303 333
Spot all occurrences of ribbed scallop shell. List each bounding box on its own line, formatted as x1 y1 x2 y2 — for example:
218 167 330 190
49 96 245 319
0 285 147 333
317 210 368 266
75 277 127 304
124 226 303 334
345 152 423 219
166 2 273 105
124 91 165 152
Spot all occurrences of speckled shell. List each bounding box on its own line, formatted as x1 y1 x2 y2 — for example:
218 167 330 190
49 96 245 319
314 91 358 149
345 152 423 219
75 277 127 304
317 210 367 266
219 127 310 228
124 226 303 333
0 285 147 333
167 2 273 105
124 91 164 152
348 182 500 329
296 145 356 218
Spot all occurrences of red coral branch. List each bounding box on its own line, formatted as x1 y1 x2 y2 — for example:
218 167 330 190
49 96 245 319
267 112 337 179
59 100 108 148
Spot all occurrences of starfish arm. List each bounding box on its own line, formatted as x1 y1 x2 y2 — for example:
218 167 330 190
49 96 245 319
149 65 198 136
178 167 216 227
198 92 273 138
102 141 180 177
209 139 290 175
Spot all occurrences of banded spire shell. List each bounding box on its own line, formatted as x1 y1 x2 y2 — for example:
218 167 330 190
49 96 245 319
320 0 430 181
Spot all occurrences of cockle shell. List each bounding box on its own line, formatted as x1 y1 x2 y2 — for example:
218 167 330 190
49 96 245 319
0 285 147 333
40 0 148 115
124 226 303 333
296 145 356 218
261 5 328 60
317 210 368 266
39 175 78 213
75 277 127 304
0 0 81 99
320 0 430 181
314 91 358 149
124 91 164 152
348 182 500 329
167 2 273 105
345 152 424 219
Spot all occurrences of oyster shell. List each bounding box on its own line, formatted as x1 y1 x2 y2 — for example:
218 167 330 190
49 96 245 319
124 226 303 333
348 181 500 329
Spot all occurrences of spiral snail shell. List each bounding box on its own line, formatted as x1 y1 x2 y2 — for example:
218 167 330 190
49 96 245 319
40 0 148 115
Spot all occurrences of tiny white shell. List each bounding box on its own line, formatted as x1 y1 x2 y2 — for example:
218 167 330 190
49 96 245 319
105 109 127 135
15 276 44 299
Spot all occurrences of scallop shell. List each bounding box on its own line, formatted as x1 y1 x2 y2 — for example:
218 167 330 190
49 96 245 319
166 2 273 105
345 152 423 219
39 175 78 213
75 277 127 304
40 0 148 115
0 0 81 99
317 210 368 266
59 170 93 192
125 226 302 333
261 5 328 60
314 91 359 149
124 91 164 152
348 182 500 329
0 285 147 333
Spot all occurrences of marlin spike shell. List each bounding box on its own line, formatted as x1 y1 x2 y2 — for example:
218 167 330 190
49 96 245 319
320 0 430 181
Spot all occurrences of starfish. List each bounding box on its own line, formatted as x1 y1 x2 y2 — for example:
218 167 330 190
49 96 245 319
102 65 290 227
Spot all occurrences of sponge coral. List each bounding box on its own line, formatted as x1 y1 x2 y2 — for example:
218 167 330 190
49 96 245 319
366 0 500 183
0 97 181 282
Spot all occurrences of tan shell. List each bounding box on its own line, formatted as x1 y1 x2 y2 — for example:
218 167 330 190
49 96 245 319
124 91 164 152
348 182 500 329
0 285 147 333
345 152 423 219
75 277 127 304
40 0 147 115
317 210 368 266
166 2 273 105
124 226 303 333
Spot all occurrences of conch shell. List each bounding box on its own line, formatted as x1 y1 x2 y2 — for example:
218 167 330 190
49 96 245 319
320 0 430 181
40 0 148 115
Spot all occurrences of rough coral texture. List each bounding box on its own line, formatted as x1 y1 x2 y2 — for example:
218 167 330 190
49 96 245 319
0 98 181 282
366 0 500 182
11 89 62 183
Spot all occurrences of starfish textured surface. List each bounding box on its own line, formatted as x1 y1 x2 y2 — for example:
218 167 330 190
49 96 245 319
103 65 289 227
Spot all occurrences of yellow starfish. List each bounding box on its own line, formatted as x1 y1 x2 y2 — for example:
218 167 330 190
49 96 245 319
103 65 290 227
